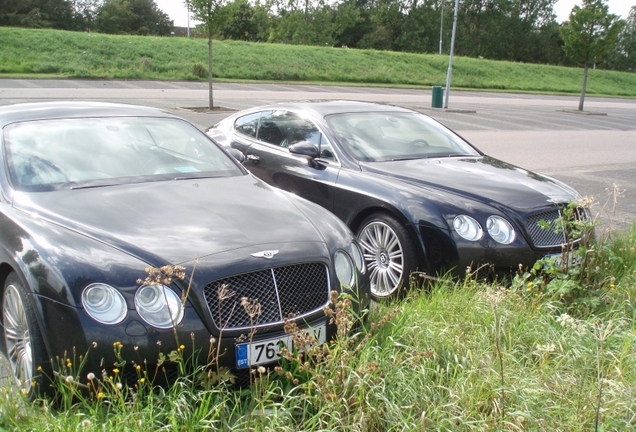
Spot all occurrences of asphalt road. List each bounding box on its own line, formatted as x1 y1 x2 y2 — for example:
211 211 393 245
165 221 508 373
1 79 635 232
0 78 635 385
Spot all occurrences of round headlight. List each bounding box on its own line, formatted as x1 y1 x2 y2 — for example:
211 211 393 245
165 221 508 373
82 283 127 325
334 250 355 288
487 216 515 244
453 215 483 241
135 285 184 329
351 241 365 273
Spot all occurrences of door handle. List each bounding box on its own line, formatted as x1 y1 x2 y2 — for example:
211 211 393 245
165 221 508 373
246 154 260 163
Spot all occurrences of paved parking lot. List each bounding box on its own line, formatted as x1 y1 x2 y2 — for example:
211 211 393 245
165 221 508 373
2 79 634 231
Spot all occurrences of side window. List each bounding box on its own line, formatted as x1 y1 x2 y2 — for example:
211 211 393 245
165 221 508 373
234 112 260 138
258 110 322 148
254 111 337 162
257 111 286 146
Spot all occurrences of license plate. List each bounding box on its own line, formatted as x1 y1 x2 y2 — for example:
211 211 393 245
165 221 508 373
546 251 582 267
235 323 327 369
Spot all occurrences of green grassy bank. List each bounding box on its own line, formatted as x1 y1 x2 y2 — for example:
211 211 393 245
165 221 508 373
2 26 636 96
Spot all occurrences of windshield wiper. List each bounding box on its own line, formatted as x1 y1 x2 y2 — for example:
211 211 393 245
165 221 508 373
388 156 426 161
69 182 121 190
388 153 468 161
173 174 220 181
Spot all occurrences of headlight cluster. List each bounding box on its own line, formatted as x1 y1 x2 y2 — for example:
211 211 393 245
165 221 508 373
334 242 365 288
351 242 366 273
453 214 515 245
135 284 184 329
82 284 127 325
82 283 184 329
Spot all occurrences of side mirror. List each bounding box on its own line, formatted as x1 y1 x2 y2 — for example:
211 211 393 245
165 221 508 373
288 141 320 158
228 148 245 164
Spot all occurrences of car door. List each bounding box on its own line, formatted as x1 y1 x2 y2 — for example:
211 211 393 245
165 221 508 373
230 110 340 212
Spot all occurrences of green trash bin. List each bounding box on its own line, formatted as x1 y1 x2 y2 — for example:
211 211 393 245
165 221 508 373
431 86 444 108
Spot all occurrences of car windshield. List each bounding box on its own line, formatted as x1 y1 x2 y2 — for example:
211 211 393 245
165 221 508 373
325 111 480 162
3 117 244 192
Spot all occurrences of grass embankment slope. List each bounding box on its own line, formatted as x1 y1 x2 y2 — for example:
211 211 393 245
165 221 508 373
1 26 636 96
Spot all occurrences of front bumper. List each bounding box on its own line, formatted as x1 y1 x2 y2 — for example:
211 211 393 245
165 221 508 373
418 224 570 277
33 293 349 387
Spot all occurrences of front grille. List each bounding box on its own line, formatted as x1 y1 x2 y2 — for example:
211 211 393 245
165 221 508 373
204 263 329 330
525 207 588 248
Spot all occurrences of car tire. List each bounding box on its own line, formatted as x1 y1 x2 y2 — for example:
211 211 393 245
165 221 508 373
356 213 419 299
1 272 51 399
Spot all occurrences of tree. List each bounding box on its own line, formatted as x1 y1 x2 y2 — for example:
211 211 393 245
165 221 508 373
560 0 624 110
606 6 636 71
0 0 74 29
70 0 101 31
94 0 172 35
189 0 225 109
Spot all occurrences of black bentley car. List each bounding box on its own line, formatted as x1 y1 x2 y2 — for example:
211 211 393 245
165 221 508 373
0 101 369 397
207 101 588 298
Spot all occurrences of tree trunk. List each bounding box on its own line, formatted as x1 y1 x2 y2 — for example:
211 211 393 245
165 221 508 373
208 34 214 110
579 61 588 111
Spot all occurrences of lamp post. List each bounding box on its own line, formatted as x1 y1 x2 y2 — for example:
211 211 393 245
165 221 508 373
187 1 191 38
439 0 444 55
443 0 459 109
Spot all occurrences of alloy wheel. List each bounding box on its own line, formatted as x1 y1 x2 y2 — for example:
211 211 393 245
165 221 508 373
358 221 404 297
3 283 33 391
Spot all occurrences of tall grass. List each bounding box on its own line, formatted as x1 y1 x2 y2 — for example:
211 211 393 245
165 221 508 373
1 221 635 431
2 26 636 96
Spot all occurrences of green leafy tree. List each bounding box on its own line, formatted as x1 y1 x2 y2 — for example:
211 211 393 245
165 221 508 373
0 0 74 29
94 0 172 35
70 0 101 31
270 4 337 46
333 0 372 48
606 6 636 71
560 0 624 110
456 0 558 61
189 0 225 109
217 0 270 41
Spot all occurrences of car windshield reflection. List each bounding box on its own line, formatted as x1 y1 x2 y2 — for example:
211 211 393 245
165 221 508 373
4 117 244 192
326 111 480 162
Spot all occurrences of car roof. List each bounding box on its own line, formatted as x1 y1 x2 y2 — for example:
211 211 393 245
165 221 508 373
0 101 177 127
243 100 414 117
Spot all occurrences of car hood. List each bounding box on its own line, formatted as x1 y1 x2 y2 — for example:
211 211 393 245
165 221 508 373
11 175 326 265
361 156 579 210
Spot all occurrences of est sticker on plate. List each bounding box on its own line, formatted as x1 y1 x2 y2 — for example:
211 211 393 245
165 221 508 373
235 322 326 369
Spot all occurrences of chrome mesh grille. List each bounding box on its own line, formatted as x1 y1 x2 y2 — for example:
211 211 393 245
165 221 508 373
525 207 588 248
204 263 329 330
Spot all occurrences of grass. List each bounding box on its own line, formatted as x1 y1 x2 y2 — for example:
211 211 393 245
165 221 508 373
2 26 636 96
1 218 635 431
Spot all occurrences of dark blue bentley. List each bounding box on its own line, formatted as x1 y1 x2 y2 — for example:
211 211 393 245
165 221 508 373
207 101 589 299
0 101 369 397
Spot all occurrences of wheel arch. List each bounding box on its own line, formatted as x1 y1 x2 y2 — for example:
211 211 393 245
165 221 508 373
0 263 54 365
348 206 431 274
0 263 14 295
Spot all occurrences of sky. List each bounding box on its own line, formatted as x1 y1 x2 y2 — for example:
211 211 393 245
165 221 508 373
155 0 634 28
